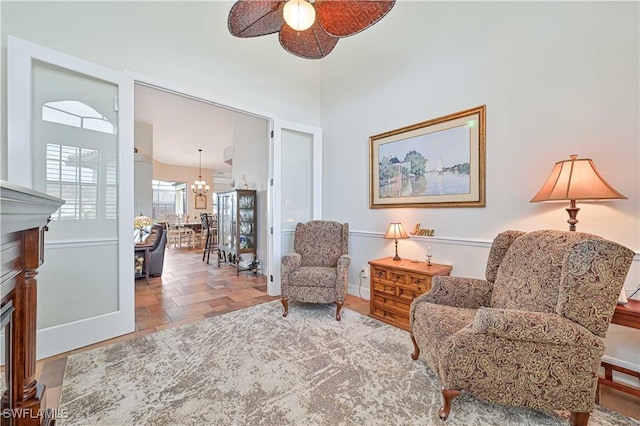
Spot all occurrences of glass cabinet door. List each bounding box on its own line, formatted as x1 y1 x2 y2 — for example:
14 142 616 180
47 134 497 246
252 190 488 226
218 192 236 253
217 189 257 275
238 192 255 252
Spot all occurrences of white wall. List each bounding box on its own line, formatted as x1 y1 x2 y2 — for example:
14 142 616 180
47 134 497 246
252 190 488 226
323 1 638 245
229 112 269 266
153 160 215 217
321 2 639 371
134 122 154 216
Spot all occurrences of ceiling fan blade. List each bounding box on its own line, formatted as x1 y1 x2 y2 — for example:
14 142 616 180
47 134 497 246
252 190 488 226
228 0 285 38
279 22 339 60
315 0 395 38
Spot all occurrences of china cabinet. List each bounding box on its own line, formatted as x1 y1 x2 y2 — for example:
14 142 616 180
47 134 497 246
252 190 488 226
216 189 257 275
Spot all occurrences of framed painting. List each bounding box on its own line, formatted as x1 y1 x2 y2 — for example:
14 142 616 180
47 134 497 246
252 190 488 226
369 105 486 208
195 194 207 210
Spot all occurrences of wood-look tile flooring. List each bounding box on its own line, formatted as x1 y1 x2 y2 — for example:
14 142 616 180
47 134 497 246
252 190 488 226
32 247 639 421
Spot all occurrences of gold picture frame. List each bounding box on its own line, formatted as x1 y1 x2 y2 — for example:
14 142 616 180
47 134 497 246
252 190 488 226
370 105 486 208
195 194 207 210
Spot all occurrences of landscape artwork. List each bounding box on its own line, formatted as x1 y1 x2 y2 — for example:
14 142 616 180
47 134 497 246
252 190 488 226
378 125 470 199
370 106 486 208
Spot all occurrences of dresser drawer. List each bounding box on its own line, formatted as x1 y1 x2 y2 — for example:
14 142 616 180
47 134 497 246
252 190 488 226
372 266 407 284
371 266 388 280
370 306 410 330
372 293 411 316
372 280 396 297
397 285 421 302
407 273 431 292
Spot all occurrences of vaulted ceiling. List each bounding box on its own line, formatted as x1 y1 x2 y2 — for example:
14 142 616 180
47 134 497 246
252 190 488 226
134 84 239 177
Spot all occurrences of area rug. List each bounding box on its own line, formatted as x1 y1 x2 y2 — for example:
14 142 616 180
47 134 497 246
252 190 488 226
59 301 638 425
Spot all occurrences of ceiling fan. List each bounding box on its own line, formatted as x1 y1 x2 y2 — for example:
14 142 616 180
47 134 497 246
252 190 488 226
228 0 396 59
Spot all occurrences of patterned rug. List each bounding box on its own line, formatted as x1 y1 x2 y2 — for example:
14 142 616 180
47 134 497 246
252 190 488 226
59 301 638 425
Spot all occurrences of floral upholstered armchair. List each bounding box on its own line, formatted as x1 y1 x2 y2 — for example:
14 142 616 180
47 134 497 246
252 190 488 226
281 220 350 321
410 230 634 426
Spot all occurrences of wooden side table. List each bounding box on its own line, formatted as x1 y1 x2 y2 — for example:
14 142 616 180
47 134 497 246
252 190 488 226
134 245 151 284
598 299 640 401
368 257 452 331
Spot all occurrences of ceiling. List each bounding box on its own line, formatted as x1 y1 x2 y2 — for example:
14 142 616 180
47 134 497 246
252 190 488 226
134 84 236 178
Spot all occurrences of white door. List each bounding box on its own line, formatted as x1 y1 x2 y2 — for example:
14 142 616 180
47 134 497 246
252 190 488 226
7 36 134 359
268 119 322 295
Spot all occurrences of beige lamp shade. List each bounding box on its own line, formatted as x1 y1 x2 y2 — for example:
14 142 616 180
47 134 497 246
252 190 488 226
531 155 626 231
383 223 409 240
384 223 409 260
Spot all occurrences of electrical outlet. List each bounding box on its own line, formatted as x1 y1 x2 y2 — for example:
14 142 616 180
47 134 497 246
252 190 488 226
360 266 368 278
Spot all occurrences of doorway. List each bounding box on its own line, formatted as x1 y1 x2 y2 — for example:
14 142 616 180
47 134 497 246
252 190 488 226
133 82 270 267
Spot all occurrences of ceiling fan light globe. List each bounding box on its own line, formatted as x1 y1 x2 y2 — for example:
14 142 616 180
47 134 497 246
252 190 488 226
283 0 316 31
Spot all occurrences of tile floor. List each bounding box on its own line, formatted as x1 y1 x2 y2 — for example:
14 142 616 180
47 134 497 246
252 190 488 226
29 247 640 421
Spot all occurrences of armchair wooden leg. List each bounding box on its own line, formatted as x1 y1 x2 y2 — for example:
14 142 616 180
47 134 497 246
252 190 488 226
281 298 288 317
335 300 343 321
438 387 460 420
410 334 420 360
570 412 590 426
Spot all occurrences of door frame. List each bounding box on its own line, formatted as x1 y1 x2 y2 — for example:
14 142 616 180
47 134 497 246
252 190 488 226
129 74 324 298
7 35 135 358
268 120 323 295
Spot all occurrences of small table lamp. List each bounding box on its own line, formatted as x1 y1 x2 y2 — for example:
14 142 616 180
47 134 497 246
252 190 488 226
384 222 409 261
134 213 153 242
530 155 627 231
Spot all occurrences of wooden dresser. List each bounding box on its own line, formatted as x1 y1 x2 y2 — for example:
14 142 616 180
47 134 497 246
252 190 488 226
1 180 64 425
368 257 452 331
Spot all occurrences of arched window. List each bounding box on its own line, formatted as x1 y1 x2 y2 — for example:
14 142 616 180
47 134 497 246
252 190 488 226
42 100 115 134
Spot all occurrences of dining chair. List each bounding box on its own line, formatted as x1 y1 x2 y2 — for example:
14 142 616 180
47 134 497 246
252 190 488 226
167 223 193 248
201 213 217 263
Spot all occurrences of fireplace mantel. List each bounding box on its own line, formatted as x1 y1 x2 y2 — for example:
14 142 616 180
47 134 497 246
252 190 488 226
0 180 63 425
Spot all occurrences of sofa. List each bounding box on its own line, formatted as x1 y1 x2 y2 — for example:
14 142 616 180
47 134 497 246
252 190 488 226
135 224 167 277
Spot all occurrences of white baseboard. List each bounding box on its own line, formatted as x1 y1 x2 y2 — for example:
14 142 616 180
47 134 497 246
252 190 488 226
348 280 370 301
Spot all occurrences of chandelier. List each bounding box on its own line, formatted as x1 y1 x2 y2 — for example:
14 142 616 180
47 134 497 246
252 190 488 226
191 149 210 196
228 0 396 59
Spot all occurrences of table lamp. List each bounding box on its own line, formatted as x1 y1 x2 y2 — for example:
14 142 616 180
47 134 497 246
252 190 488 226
134 213 153 242
383 223 409 261
530 155 626 231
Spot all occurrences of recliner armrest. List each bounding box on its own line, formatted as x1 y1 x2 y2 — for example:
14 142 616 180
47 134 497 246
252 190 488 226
472 307 602 347
281 252 302 289
337 254 350 268
420 276 493 309
282 252 302 269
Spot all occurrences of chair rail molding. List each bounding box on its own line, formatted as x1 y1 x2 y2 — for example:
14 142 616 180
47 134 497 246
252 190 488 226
349 229 493 249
